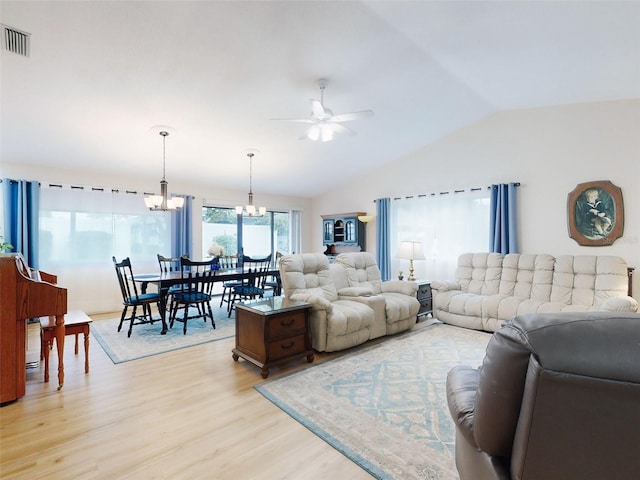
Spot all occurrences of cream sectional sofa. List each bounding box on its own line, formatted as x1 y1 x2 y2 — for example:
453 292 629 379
432 253 637 332
279 252 419 352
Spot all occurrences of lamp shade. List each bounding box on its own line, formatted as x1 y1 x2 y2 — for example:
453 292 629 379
396 241 425 260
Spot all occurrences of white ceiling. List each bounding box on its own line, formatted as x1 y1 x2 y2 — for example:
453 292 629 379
2 1 639 198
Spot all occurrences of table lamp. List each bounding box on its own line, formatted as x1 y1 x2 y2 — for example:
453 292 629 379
396 241 425 281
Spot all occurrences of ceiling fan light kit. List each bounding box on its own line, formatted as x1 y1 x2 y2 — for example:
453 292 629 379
273 78 373 142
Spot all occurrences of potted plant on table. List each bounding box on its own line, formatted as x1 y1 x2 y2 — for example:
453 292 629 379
208 244 225 270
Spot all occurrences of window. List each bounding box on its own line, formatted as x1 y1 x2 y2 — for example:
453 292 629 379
202 206 292 259
391 190 490 281
40 187 170 266
39 186 170 313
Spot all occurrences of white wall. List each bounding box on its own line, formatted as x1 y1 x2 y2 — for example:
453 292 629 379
312 99 640 301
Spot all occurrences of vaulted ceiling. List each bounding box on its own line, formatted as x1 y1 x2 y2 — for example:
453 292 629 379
2 1 639 197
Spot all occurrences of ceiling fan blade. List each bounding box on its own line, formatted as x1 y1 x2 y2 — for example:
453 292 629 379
310 99 326 118
330 110 374 123
329 122 356 136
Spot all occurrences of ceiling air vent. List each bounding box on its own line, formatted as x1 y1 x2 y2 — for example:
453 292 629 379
2 24 30 57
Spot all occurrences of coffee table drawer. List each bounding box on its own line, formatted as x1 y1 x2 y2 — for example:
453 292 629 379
268 334 306 360
267 313 306 339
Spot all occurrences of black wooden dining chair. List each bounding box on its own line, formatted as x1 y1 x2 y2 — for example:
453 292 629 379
112 256 161 337
262 251 282 297
157 253 190 314
157 254 181 274
169 257 217 334
227 254 272 317
218 254 241 311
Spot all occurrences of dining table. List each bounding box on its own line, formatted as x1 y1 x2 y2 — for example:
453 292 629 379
133 267 281 334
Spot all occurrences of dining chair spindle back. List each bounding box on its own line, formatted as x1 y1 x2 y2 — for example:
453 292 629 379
227 254 272 317
219 254 242 311
112 256 161 337
263 251 282 296
169 257 218 334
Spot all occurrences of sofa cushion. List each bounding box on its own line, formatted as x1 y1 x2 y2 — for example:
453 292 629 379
280 253 339 301
498 254 554 302
336 251 383 294
325 300 374 351
551 255 629 307
600 296 640 312
456 252 504 295
440 291 484 319
380 292 419 324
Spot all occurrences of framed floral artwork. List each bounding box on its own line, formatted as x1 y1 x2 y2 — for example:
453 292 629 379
567 180 624 246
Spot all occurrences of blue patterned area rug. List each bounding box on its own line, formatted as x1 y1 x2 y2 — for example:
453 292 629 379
256 323 491 480
91 306 235 364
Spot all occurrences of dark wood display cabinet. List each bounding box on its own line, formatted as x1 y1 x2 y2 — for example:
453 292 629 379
321 212 366 252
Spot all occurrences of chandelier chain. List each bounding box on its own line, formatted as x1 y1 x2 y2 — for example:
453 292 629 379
248 152 254 197
161 131 168 181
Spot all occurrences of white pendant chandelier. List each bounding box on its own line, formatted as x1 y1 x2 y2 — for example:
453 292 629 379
144 130 184 211
235 151 266 217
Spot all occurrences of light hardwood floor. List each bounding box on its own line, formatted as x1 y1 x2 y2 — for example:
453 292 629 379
0 313 375 480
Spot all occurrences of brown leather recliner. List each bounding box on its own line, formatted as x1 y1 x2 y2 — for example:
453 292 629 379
446 311 640 480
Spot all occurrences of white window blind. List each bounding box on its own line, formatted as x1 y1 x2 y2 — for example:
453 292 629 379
391 189 490 281
39 185 171 313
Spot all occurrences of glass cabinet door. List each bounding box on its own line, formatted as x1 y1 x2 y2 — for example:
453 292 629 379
323 220 334 244
345 220 355 243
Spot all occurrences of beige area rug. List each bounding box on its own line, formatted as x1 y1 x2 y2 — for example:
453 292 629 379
91 305 235 363
256 323 491 480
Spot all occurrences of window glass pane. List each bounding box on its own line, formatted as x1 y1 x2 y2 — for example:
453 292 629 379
202 206 238 258
273 211 290 256
242 214 272 258
202 207 293 260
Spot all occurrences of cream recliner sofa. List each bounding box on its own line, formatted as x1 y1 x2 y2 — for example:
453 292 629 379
432 253 637 332
279 253 375 352
334 252 420 335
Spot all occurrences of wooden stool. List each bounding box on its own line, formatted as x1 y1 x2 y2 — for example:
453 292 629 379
40 310 92 382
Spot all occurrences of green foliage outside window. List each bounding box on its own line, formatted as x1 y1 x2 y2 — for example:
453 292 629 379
209 234 237 256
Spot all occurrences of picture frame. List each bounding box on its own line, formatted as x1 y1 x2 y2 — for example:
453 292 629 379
567 180 624 246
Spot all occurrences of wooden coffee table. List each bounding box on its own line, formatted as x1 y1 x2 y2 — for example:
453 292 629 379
232 297 314 378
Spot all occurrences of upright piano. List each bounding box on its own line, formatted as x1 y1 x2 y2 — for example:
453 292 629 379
1 253 67 404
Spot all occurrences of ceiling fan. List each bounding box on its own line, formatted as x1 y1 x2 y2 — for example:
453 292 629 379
272 79 374 142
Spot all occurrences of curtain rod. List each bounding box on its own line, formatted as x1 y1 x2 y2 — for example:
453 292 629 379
376 182 521 202
45 182 194 199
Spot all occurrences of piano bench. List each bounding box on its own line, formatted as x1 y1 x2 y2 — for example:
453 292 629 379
40 310 92 383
